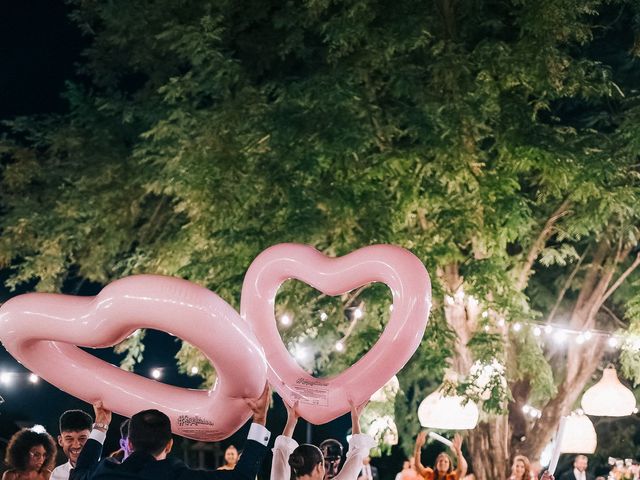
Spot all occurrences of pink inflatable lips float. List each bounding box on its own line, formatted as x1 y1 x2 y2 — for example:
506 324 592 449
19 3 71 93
0 274 267 441
0 243 431 437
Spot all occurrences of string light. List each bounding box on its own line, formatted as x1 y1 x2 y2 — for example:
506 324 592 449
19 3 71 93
533 326 542 337
320 312 328 321
335 341 344 352
0 371 41 386
280 314 292 326
353 307 364 319
151 368 162 380
190 366 199 375
513 322 522 332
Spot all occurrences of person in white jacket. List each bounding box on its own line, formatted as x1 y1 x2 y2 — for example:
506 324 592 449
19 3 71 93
270 400 375 480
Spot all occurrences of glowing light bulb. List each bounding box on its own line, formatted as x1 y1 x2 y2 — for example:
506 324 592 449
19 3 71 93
354 308 363 319
280 314 292 326
151 368 162 380
190 366 199 375
335 342 344 352
28 373 39 384
533 327 542 337
513 322 522 332
608 337 619 348
320 312 328 321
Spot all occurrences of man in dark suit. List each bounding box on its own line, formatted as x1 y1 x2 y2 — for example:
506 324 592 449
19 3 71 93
559 455 594 480
71 385 271 480
358 456 379 480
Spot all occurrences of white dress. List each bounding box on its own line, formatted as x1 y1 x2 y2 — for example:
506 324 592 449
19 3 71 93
271 434 377 480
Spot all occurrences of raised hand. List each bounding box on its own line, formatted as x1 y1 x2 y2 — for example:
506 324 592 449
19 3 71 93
92 400 112 430
452 433 463 452
245 382 271 426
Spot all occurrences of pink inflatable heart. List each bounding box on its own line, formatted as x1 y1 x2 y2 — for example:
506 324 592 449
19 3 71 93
0 275 266 441
241 244 431 424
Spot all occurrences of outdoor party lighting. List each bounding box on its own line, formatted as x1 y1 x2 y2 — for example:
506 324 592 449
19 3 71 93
320 311 328 321
335 341 344 352
0 372 12 385
279 314 292 326
190 366 199 375
581 366 635 416
150 368 162 380
558 411 597 453
28 373 39 384
418 391 479 430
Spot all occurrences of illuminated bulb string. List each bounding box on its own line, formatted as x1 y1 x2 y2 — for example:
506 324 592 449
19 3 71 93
499 319 629 349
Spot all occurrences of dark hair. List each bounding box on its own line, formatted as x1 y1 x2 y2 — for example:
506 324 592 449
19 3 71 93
289 444 323 478
4 428 57 472
120 419 130 439
319 439 342 460
59 409 93 433
128 409 172 456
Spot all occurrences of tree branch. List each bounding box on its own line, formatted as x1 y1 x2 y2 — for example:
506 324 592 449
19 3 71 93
600 304 626 328
516 199 571 290
545 245 590 323
601 252 640 304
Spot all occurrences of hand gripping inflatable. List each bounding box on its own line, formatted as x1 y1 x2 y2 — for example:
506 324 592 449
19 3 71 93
241 244 431 424
0 275 266 441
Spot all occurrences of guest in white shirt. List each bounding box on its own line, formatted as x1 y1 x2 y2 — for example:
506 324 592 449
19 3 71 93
50 402 110 480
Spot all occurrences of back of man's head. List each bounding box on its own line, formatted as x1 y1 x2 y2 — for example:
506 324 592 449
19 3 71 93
59 410 93 433
128 409 172 456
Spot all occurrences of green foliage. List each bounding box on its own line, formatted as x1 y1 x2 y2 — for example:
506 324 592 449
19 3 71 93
2 0 640 458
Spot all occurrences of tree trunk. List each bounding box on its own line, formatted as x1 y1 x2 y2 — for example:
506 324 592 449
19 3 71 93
467 416 511 480
439 236 636 477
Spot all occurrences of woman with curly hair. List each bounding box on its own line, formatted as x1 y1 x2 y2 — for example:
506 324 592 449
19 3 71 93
2 428 57 480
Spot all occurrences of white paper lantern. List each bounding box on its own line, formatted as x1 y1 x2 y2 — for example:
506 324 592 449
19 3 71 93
559 412 597 454
418 391 479 430
581 367 636 416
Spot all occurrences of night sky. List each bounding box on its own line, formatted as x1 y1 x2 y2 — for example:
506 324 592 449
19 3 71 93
0 2 410 477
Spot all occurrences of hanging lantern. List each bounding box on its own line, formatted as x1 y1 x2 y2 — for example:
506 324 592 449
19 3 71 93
418 391 479 430
559 412 597 454
581 366 636 416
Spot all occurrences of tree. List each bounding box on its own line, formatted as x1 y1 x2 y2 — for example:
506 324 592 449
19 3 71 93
2 1 640 478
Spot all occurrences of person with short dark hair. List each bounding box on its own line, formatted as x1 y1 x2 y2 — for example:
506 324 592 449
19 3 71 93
318 440 343 479
71 384 272 480
2 427 57 480
271 400 374 480
217 445 239 471
558 455 593 480
52 405 109 480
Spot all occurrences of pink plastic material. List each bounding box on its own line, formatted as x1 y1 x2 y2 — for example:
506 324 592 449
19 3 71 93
241 244 431 424
0 275 266 441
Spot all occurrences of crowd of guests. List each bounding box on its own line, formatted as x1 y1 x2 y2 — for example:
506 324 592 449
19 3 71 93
0 389 563 480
